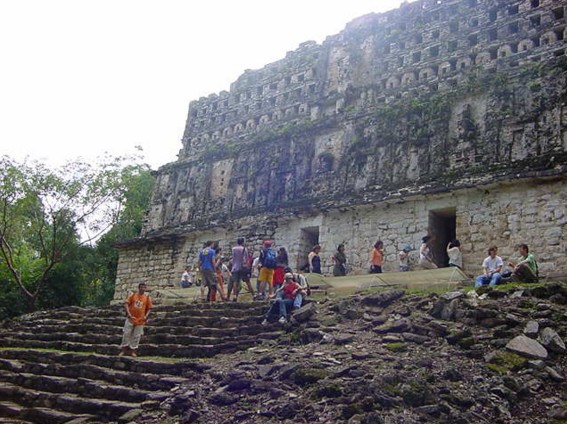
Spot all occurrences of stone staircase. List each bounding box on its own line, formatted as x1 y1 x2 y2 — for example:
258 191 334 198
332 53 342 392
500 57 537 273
0 301 282 423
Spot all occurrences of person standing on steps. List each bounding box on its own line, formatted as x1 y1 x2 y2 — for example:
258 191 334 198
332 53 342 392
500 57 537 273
119 282 153 357
199 241 218 301
273 246 289 291
257 240 277 299
227 237 251 302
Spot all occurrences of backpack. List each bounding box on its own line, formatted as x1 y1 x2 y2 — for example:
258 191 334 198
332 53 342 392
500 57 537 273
262 247 277 269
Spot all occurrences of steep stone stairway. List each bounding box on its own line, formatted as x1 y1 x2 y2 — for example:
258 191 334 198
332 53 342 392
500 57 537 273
0 302 282 423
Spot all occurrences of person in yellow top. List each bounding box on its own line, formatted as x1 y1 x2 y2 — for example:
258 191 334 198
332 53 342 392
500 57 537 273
370 240 384 273
119 282 153 357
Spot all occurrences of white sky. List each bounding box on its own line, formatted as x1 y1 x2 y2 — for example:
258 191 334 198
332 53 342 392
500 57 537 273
1 0 409 169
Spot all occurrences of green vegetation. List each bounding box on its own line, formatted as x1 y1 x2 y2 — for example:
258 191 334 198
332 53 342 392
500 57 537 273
0 154 154 319
385 342 407 352
487 351 527 375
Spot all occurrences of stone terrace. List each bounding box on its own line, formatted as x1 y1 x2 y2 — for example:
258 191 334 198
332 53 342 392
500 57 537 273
0 302 283 423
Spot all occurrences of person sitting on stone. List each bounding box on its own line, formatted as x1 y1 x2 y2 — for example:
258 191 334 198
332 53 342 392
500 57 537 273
508 243 539 283
179 266 193 288
475 246 503 287
262 272 302 325
290 267 310 309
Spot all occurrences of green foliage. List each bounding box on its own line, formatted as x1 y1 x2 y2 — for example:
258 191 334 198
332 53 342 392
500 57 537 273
0 154 154 316
82 164 155 306
385 342 407 352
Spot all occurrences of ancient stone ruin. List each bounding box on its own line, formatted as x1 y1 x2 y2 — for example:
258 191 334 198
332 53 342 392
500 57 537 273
115 0 566 301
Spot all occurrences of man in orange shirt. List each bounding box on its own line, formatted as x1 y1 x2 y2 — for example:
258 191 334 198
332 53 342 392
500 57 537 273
119 282 153 357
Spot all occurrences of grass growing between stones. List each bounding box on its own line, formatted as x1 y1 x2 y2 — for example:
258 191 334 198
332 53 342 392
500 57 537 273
385 342 407 352
486 351 527 375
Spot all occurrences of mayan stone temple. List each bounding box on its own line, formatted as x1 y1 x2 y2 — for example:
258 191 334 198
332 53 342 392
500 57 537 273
114 0 566 301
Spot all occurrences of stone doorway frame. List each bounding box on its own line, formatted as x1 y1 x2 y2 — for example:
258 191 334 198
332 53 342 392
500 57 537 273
428 207 457 267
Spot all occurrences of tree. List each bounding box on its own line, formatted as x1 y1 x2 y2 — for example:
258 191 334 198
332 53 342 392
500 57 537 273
83 164 155 306
0 154 147 312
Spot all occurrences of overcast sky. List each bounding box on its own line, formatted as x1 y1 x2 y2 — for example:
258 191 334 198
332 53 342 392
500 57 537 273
1 0 410 169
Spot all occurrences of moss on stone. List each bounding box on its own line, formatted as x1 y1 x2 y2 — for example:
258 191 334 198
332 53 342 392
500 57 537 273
385 342 407 352
292 367 329 386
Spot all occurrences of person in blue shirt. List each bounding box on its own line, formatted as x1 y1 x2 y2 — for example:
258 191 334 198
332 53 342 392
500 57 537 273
199 241 218 301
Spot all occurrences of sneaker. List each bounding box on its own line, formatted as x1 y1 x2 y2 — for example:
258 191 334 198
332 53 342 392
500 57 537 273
261 319 268 326
130 350 137 357
278 316 287 324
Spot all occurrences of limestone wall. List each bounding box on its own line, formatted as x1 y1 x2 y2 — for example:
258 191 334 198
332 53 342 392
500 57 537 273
115 176 566 301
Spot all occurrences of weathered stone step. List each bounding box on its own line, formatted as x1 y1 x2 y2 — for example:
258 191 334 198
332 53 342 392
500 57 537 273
0 322 121 336
6 303 269 328
0 400 92 424
0 357 195 393
3 312 266 331
152 323 273 337
0 369 169 404
0 382 140 419
0 320 275 341
0 349 209 376
0 338 117 355
3 331 120 345
1 325 279 355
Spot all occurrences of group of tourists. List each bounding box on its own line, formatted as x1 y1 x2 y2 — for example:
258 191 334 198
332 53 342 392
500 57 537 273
181 238 314 303
117 236 539 357
475 243 538 287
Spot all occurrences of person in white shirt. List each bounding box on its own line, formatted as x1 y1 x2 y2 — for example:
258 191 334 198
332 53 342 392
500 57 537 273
447 239 462 269
179 267 192 288
475 246 503 287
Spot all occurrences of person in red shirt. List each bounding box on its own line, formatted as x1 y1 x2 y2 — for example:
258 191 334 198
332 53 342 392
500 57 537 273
261 273 303 325
119 282 153 357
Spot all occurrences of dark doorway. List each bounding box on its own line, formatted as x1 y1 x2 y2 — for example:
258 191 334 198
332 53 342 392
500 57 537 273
428 208 456 267
298 226 319 270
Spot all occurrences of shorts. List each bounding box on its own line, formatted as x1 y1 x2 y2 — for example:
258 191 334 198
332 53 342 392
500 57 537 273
201 269 218 287
258 267 275 284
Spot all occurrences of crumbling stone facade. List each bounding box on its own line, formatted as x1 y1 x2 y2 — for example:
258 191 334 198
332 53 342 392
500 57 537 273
115 0 567 301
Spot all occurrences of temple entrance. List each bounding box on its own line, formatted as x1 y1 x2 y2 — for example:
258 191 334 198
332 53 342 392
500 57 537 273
428 208 456 267
297 226 319 270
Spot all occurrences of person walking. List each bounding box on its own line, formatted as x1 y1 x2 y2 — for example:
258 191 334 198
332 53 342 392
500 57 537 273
119 282 153 357
370 240 384 273
419 236 437 269
332 244 347 276
398 245 412 272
